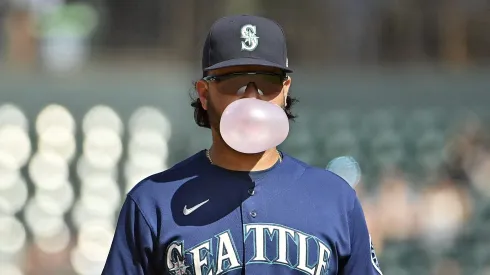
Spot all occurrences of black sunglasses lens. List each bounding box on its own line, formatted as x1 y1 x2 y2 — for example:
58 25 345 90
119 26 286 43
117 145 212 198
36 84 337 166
215 73 284 95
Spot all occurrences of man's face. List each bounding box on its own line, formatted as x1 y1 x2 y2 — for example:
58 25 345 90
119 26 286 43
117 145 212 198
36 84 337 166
196 65 292 132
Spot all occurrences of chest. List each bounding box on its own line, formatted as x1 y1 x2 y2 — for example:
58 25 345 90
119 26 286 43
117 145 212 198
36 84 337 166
160 180 345 275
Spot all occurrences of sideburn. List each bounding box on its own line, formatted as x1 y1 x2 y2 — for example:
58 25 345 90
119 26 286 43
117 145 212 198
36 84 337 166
206 96 222 132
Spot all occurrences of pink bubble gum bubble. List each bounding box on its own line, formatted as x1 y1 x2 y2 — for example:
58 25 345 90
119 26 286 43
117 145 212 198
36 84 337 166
220 98 289 154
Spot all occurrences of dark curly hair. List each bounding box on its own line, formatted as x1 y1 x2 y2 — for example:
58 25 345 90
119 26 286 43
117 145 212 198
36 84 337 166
190 82 299 129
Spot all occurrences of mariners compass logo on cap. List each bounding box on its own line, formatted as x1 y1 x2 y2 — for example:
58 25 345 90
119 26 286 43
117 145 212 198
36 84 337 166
201 15 292 73
240 24 259 51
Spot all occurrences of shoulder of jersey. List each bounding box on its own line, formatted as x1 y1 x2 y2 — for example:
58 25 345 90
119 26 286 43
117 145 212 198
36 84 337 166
286 154 356 195
126 151 204 198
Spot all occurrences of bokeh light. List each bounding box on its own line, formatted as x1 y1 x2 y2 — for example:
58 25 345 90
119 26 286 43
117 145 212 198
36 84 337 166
83 128 122 170
82 105 123 137
38 126 77 163
0 215 27 255
0 125 31 169
79 176 120 217
24 199 66 238
34 181 74 216
34 221 71 254
0 263 24 275
28 151 69 190
36 105 76 135
71 200 116 230
0 175 28 215
0 104 29 131
71 221 114 275
76 155 117 181
128 106 172 141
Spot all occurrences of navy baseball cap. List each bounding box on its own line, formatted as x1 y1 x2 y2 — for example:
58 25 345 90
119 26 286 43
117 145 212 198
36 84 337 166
202 15 292 75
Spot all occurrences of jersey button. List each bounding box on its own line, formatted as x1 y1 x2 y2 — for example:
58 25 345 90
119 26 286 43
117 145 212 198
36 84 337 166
248 189 255 196
250 211 257 218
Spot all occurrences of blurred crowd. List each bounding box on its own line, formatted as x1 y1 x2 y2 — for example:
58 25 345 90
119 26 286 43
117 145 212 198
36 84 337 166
358 113 490 274
0 0 490 70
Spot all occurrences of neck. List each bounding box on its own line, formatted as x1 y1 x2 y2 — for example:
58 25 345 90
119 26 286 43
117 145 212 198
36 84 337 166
208 130 281 171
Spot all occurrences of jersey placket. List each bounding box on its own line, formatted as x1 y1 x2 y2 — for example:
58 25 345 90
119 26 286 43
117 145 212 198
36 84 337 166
240 176 271 273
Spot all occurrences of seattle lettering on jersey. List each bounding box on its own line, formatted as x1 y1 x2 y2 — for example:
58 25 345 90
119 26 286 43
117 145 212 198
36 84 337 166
166 223 332 275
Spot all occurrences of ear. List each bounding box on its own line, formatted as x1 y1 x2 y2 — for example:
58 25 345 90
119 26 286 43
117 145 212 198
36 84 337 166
283 76 292 105
195 80 209 110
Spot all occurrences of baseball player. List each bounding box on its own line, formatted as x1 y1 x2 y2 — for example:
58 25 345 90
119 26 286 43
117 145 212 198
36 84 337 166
103 15 383 275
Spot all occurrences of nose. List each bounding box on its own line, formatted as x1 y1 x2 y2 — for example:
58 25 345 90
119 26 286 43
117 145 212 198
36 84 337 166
237 82 264 98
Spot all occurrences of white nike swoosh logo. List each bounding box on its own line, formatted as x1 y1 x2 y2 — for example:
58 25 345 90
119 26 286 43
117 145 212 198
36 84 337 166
183 199 209 216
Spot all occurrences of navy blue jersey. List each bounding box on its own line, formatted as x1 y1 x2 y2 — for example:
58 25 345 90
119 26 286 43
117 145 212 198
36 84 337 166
103 150 383 275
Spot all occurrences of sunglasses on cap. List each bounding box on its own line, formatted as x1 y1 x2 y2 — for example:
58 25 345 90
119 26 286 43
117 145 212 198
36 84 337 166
202 71 288 96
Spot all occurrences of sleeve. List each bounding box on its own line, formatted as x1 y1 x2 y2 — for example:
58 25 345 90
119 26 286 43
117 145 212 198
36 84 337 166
340 196 383 275
102 195 158 275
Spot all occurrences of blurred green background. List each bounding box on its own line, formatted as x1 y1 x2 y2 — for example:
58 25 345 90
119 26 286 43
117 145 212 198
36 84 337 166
1 0 490 274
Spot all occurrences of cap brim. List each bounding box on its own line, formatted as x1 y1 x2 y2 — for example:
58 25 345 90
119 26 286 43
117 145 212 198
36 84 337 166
203 58 293 73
